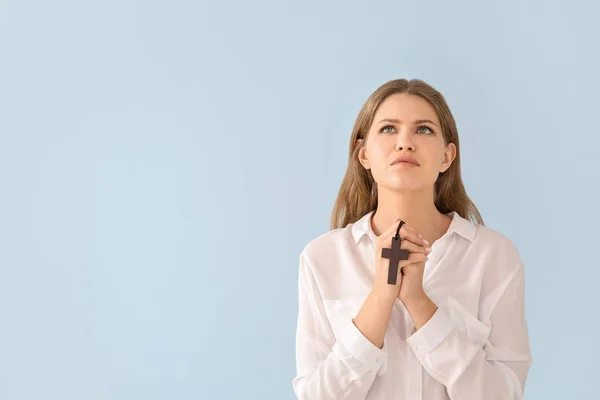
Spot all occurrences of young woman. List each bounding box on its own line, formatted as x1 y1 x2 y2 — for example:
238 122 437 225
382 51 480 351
292 79 532 399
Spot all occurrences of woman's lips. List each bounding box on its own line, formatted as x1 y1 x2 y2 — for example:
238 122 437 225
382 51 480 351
391 161 419 168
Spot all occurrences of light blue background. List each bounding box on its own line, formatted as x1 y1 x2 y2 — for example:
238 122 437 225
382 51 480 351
1 0 598 399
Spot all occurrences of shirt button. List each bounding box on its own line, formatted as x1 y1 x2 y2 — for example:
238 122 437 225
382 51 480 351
412 345 419 352
412 386 421 392
376 357 381 364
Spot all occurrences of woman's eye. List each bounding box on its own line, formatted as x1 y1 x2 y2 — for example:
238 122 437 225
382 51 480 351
381 125 433 134
417 126 433 134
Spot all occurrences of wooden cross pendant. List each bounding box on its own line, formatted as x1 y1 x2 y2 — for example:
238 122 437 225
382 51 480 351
381 233 409 285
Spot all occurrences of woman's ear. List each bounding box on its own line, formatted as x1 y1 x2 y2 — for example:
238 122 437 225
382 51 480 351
356 139 370 170
440 142 457 173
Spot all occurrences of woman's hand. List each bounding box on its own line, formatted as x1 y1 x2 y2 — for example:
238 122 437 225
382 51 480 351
373 217 431 302
397 225 431 306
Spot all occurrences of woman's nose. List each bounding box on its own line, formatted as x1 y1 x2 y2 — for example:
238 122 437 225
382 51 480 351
395 143 414 151
395 132 415 151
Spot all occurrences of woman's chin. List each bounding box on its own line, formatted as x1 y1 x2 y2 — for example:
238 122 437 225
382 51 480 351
383 178 432 192
386 182 421 192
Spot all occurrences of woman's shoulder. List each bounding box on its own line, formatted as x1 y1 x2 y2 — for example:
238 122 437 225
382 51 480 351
301 224 353 260
470 223 524 277
297 223 363 295
473 224 520 255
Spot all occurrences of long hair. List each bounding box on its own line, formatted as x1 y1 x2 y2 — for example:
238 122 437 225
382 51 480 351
330 78 484 230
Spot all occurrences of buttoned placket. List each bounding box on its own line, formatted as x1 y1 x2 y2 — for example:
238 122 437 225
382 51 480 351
405 233 452 399
367 224 449 399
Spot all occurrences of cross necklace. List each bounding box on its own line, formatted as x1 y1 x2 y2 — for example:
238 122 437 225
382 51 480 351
380 220 409 285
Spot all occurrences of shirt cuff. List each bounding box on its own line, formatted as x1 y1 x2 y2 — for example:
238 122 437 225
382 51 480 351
406 306 455 358
332 317 389 376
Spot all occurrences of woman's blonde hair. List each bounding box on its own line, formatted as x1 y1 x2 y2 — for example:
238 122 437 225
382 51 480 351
330 78 484 230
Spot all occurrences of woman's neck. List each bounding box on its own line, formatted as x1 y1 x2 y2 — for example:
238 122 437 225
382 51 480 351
371 187 452 246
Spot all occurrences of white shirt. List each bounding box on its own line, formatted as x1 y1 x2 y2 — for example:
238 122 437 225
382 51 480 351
292 210 532 400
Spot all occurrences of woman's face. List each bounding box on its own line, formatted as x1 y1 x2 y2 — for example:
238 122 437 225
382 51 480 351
357 93 456 192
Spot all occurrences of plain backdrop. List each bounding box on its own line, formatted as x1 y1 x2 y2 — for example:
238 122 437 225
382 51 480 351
1 0 599 399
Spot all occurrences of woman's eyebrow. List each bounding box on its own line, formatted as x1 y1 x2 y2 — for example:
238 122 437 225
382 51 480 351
376 118 438 127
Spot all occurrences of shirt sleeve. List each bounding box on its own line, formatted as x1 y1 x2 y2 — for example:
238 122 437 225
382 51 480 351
292 250 389 400
405 258 532 400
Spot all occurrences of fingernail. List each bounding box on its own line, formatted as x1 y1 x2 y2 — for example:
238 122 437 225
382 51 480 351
425 247 432 253
423 239 430 245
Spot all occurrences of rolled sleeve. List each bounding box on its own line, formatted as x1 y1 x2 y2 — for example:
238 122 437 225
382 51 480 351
406 306 455 358
333 317 389 376
404 259 532 399
293 250 387 399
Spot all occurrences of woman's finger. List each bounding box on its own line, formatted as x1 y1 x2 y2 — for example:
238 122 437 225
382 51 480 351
399 251 429 268
375 217 404 248
399 223 428 248
376 218 428 251
401 239 430 255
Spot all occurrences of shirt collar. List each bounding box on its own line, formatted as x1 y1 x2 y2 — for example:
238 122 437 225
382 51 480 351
350 209 477 244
